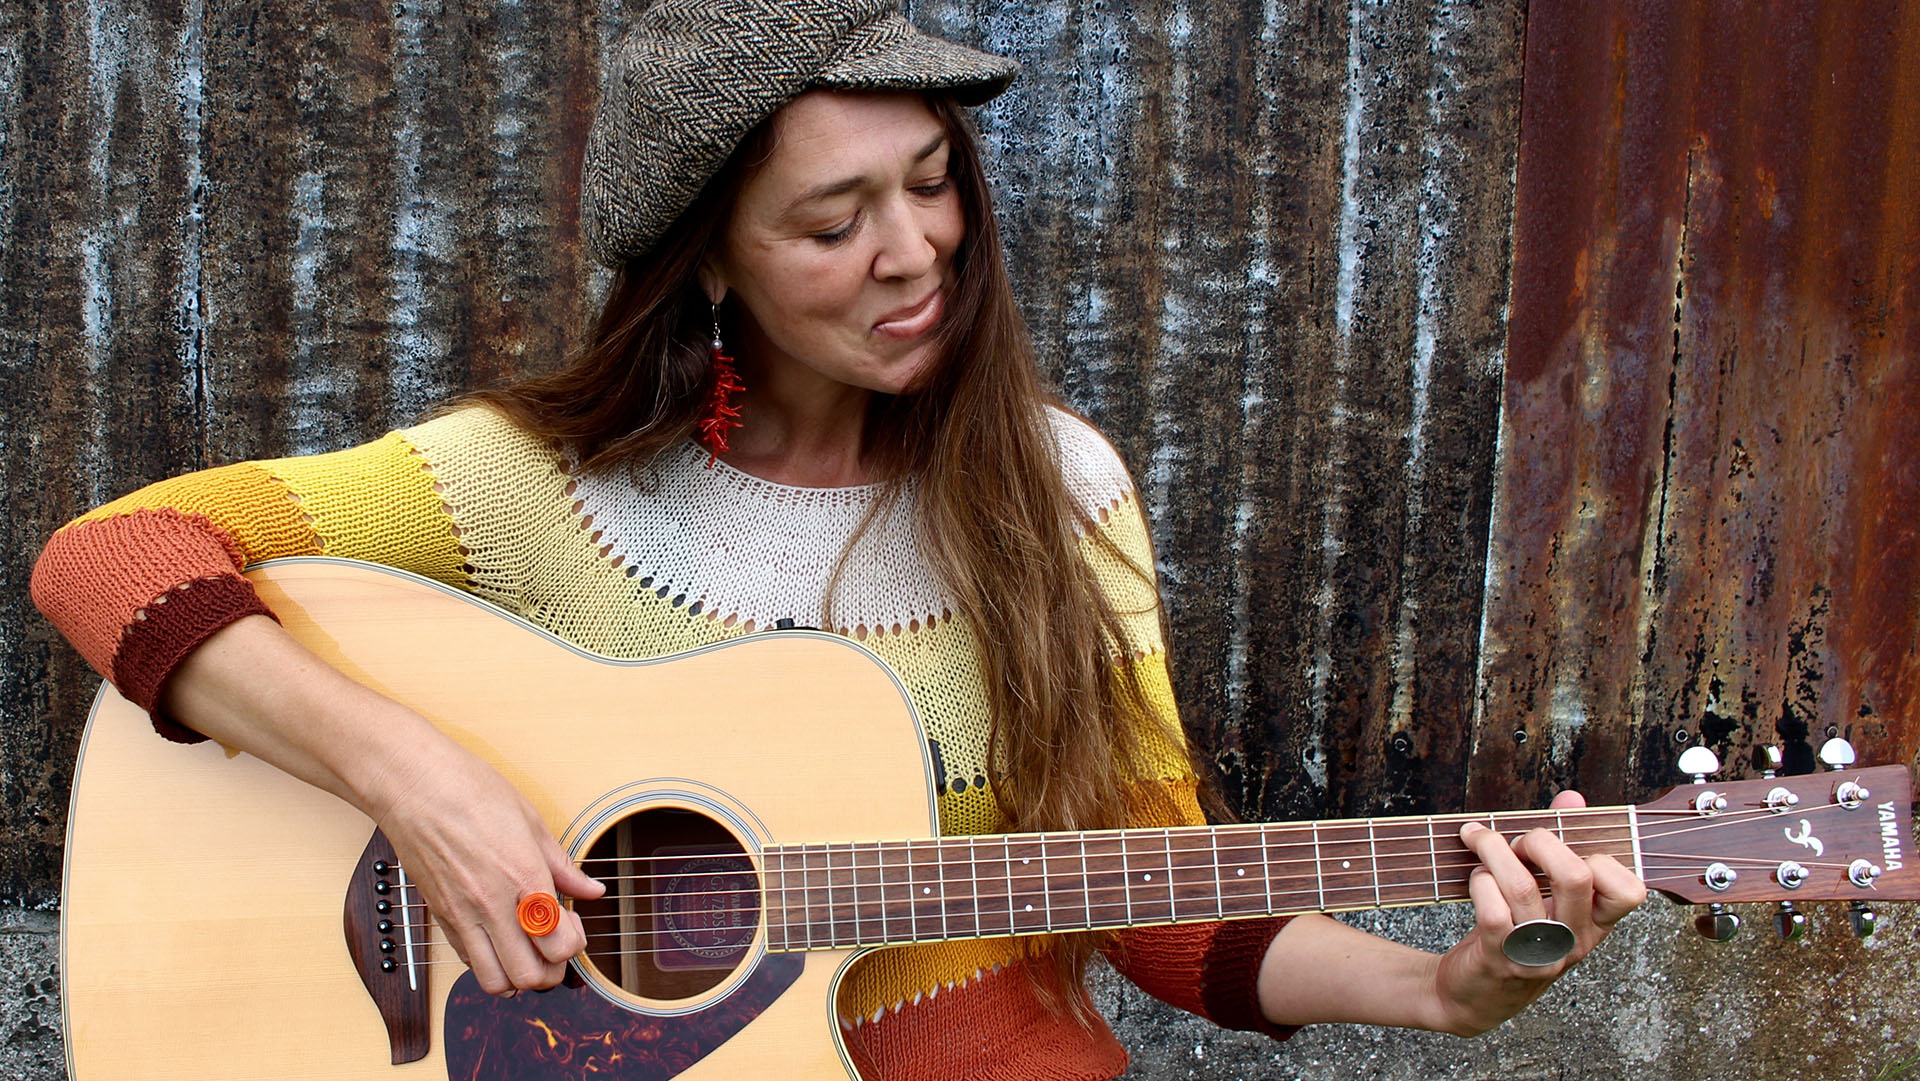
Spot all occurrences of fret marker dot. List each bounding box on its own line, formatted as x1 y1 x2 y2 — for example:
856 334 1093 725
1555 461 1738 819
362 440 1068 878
1143 873 1153 881
1236 869 1245 876
1342 860 1351 869
922 887 931 895
1022 858 1030 865
1025 904 1033 912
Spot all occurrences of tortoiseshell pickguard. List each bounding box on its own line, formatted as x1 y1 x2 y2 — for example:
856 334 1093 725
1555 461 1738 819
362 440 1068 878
443 955 805 1081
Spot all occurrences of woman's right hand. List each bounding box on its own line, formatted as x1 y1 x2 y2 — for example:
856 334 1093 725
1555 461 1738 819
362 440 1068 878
358 723 606 995
160 614 604 995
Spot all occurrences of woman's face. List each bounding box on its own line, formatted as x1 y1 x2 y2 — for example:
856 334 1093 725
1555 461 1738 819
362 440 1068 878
705 92 963 402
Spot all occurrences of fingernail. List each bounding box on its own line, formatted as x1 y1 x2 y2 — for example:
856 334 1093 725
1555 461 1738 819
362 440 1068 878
1460 822 1486 837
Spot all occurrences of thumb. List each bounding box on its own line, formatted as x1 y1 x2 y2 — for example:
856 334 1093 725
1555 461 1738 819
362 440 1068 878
543 834 605 900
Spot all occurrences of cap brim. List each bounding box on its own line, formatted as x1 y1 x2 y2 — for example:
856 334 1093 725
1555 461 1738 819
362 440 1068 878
813 16 1017 106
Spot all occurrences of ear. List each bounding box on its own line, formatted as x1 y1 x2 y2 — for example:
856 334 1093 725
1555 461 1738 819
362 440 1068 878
696 261 728 307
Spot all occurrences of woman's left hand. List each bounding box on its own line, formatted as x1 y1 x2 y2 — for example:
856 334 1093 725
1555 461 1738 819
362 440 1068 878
1431 790 1648 1036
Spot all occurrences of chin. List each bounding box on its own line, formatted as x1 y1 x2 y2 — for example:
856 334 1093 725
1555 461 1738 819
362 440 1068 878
877 342 947 397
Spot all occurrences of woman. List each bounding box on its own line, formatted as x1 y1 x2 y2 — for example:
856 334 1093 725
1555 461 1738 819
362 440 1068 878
30 1 1644 1078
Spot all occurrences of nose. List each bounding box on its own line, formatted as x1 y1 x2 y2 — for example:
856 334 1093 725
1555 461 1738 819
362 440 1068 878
870 196 940 281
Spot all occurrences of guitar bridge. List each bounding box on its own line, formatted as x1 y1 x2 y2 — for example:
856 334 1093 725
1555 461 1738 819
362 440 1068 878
343 829 430 1064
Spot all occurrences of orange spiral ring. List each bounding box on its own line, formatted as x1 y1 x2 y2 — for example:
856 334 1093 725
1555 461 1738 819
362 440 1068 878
516 892 562 937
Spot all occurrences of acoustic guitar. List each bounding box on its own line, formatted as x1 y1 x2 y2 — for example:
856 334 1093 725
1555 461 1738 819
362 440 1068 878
61 558 1918 1080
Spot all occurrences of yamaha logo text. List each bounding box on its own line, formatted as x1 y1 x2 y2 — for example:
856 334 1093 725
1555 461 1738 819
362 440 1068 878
1881 802 1906 871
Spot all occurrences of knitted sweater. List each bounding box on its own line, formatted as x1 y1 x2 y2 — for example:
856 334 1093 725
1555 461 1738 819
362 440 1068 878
31 405 1293 1081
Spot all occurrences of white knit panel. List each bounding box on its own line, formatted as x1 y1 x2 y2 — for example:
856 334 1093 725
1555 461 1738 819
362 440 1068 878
571 409 1136 632
1046 406 1137 528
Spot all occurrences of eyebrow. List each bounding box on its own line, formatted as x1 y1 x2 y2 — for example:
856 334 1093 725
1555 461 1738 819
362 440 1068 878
779 133 950 219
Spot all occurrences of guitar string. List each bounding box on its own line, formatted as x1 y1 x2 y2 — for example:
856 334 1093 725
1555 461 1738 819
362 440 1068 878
550 797 1873 867
376 842 1875 919
382 855 1872 965
371 798 1870 912
375 850 1877 948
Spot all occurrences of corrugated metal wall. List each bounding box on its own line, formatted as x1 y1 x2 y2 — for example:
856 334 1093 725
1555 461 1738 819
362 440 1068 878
1 1 1915 1079
1473 0 1920 810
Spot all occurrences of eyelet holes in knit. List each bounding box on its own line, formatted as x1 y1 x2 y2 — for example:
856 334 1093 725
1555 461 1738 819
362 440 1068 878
416 450 477 582
131 578 199 623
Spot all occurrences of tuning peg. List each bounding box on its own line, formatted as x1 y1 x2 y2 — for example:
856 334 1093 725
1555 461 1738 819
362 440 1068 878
1677 745 1721 784
1694 903 1741 941
1773 901 1807 941
1753 745 1783 779
1847 901 1877 939
1819 738 1857 771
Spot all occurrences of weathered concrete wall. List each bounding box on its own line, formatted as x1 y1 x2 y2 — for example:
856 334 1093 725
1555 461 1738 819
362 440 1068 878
2 0 1915 1079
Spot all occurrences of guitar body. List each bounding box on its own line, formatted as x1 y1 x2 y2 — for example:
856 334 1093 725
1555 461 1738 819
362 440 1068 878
63 558 938 1081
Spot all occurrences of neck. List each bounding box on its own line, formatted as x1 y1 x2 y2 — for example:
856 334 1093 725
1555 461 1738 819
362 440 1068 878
720 350 875 488
759 806 1641 952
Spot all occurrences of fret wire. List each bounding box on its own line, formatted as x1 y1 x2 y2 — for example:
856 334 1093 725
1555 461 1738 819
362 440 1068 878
1003 837 1017 932
1210 828 1223 920
857 843 871 945
1040 836 1054 932
1162 827 1176 918
1261 824 1274 913
1311 822 1325 910
936 839 950 940
803 846 816 948
768 849 783 951
1365 818 1382 908
966 836 980 939
824 844 836 947
831 844 844 948
1427 818 1441 903
785 848 797 951
1119 833 1135 926
1077 832 1092 929
795 846 809 950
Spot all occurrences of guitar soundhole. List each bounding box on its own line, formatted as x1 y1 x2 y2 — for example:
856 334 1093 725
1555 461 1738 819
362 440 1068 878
574 807 759 1002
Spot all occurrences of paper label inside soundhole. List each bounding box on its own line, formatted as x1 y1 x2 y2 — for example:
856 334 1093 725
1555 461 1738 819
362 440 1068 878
653 846 758 971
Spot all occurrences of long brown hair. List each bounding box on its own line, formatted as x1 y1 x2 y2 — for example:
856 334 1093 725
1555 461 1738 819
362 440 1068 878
462 94 1182 1016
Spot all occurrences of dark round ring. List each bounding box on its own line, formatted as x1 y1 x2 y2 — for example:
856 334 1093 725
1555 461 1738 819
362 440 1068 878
1501 918 1577 967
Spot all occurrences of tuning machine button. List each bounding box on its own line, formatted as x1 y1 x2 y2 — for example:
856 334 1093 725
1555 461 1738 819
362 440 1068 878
1848 901 1877 938
1773 901 1807 940
1848 860 1884 889
1764 786 1800 813
1753 745 1784 779
1819 738 1857 771
1695 903 1741 941
1677 745 1721 784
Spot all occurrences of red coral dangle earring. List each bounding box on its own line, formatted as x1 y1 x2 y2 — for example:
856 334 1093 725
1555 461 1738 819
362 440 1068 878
695 301 744 467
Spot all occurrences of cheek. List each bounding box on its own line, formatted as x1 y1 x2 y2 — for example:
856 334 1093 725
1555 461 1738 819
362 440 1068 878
932 201 965 260
747 254 869 343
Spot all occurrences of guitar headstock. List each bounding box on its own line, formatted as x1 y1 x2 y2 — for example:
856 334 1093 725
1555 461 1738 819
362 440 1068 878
1636 764 1917 904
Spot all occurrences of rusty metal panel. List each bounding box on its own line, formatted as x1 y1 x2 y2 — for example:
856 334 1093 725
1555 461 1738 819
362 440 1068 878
1474 2 1920 1072
1478 0 1920 801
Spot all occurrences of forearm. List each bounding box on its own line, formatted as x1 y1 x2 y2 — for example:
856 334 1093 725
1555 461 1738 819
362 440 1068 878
156 613 454 820
1255 913 1454 1034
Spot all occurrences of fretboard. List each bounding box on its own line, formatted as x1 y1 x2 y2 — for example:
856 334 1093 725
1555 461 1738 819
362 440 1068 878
760 809 1637 952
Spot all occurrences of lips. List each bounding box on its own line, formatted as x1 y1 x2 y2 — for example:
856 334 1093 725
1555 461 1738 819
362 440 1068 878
872 288 944 340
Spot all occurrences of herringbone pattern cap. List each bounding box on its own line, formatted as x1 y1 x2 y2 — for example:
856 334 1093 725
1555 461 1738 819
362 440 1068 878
582 0 1018 267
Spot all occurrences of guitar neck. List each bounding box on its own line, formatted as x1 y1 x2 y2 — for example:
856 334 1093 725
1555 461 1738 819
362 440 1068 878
760 807 1639 950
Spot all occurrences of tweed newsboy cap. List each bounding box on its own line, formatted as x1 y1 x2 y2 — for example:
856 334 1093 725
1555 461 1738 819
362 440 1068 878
581 0 1018 267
